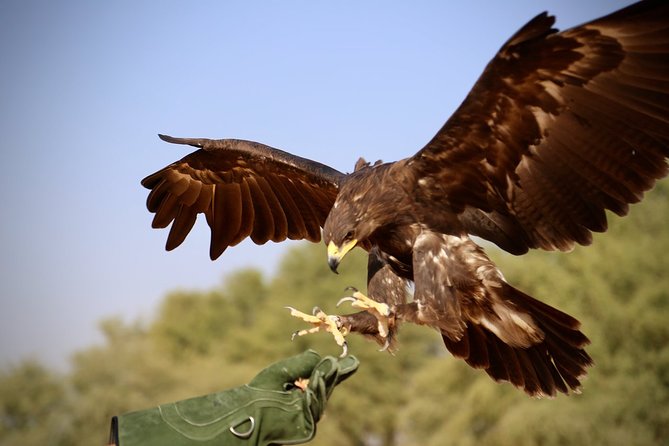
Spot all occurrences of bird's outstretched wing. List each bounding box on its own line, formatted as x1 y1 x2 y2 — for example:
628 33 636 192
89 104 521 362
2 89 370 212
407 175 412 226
408 0 669 254
142 136 344 259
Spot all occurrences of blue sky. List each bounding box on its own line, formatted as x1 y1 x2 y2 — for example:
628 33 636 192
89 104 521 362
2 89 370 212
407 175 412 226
0 0 633 370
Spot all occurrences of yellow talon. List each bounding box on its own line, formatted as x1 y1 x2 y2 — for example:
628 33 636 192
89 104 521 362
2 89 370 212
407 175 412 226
337 288 393 350
286 306 350 357
338 287 390 317
286 306 324 324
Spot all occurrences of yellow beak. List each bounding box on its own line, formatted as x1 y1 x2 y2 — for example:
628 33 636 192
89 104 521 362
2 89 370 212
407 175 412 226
327 239 358 274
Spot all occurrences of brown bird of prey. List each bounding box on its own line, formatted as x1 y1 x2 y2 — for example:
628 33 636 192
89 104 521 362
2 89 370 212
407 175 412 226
142 0 669 397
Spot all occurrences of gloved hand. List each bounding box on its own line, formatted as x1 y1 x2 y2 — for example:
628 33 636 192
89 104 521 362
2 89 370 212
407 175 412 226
109 350 359 446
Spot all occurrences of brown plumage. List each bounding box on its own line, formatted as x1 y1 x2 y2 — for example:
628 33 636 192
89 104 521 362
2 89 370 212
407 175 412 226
142 0 669 397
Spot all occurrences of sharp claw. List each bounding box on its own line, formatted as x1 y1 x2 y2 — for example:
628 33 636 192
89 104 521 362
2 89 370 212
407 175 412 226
287 305 349 353
344 286 359 292
340 341 348 358
336 296 356 307
338 289 392 317
379 337 391 352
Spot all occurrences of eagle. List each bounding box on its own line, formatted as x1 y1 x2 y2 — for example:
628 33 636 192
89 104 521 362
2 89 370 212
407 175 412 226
142 0 669 397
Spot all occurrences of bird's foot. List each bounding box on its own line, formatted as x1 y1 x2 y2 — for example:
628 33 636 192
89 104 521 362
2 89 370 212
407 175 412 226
337 287 393 352
286 306 350 357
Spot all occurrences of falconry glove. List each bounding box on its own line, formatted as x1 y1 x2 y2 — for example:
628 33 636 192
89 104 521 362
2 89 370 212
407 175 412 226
108 350 358 446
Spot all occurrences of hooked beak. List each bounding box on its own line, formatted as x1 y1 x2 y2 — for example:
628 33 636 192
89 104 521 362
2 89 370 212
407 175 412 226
327 239 358 274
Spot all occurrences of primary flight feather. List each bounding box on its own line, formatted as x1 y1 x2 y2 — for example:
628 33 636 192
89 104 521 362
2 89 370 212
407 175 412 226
142 0 669 396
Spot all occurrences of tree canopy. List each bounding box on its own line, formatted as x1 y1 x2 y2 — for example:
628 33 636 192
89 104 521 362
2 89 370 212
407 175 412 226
2 180 668 446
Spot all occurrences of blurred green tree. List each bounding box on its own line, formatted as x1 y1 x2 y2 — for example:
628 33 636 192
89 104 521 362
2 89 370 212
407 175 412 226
0 361 69 446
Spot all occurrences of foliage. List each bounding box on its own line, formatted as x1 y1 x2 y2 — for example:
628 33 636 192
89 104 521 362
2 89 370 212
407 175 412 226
0 361 69 446
1 180 668 445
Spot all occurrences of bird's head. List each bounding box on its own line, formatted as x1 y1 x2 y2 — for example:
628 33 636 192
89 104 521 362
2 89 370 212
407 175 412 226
323 216 361 274
322 166 387 274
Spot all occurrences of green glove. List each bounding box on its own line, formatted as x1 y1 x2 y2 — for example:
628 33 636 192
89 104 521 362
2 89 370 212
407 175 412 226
109 350 358 446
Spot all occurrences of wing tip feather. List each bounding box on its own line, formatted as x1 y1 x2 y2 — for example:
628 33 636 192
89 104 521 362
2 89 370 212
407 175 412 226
158 133 205 148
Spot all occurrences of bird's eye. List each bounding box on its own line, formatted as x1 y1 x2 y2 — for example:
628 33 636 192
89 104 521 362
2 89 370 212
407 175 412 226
344 231 354 241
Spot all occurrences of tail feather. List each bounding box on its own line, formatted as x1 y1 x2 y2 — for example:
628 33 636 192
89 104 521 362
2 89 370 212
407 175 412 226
504 285 582 330
442 283 593 397
527 347 557 396
466 323 491 369
541 320 590 352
